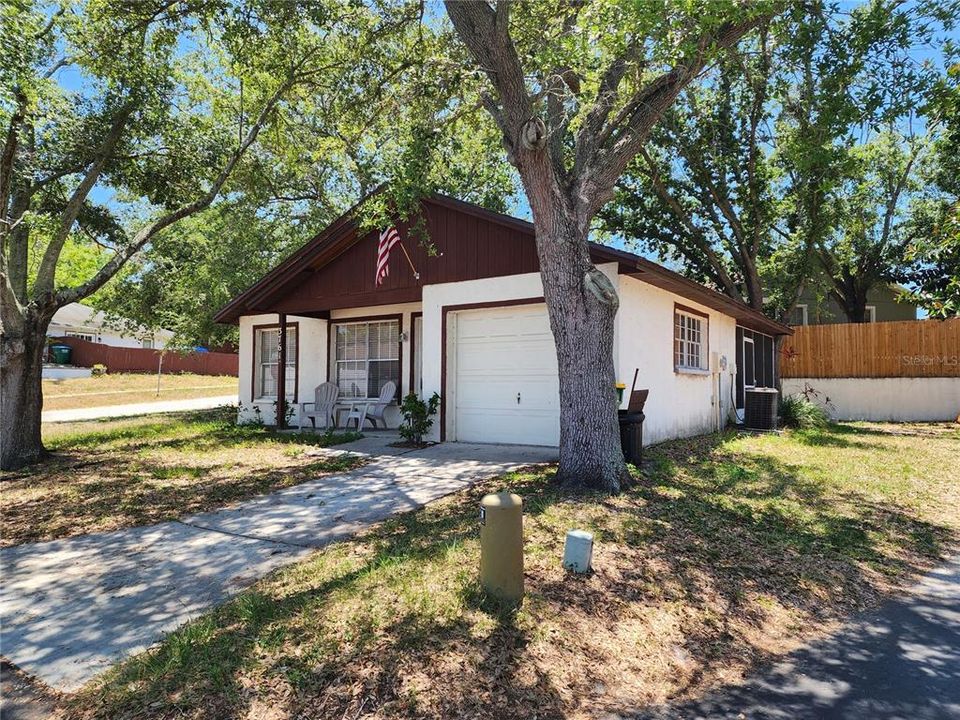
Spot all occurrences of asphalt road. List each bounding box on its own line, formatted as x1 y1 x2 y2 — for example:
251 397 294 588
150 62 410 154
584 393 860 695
635 555 960 720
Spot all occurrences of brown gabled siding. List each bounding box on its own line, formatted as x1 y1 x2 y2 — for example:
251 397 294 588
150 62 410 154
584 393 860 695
268 202 544 316
217 193 790 337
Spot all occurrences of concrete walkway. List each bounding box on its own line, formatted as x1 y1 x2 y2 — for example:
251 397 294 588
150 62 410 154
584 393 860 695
0 437 556 692
635 555 960 720
41 394 238 423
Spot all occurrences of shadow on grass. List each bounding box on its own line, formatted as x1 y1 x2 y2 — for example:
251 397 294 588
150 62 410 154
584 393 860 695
65 427 955 720
42 406 362 455
2 408 365 546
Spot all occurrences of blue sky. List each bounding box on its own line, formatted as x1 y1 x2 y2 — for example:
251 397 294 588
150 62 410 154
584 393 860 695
47 0 957 304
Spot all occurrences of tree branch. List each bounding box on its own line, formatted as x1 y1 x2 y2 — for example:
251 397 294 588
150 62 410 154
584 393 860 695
0 89 28 241
56 80 290 306
573 41 643 180
33 103 134 297
638 147 743 301
444 1 532 156
579 13 774 216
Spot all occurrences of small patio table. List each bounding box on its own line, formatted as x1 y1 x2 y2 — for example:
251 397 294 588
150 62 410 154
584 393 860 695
333 400 370 429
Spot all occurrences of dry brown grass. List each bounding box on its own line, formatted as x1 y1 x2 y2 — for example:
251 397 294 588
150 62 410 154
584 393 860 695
54 421 959 720
0 408 362 547
41 373 236 411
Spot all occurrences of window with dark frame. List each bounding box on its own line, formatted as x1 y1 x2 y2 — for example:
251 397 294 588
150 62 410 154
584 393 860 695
674 308 708 371
255 326 297 399
334 319 400 399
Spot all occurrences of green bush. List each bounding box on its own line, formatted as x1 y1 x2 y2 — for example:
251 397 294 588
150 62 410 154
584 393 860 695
779 393 830 429
91 364 108 376
399 392 440 445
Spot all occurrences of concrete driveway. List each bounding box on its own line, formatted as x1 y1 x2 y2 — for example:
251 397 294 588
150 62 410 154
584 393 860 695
0 437 556 692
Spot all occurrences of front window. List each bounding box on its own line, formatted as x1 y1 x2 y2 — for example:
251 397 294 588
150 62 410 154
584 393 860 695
255 326 297 399
142 338 154 349
674 309 707 371
865 305 876 323
334 319 399 398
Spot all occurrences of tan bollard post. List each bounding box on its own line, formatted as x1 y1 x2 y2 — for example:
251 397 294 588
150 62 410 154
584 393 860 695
479 492 524 604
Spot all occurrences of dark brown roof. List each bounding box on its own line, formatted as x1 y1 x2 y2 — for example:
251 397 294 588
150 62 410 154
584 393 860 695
215 193 791 336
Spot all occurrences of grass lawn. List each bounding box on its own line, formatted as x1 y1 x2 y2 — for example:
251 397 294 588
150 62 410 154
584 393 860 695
42 372 237 411
0 408 363 547
55 421 959 720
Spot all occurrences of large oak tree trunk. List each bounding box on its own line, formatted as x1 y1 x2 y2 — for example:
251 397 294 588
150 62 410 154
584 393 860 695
1 314 49 470
535 207 630 492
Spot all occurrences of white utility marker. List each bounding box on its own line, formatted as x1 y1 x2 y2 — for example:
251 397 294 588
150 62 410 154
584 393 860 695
563 529 594 573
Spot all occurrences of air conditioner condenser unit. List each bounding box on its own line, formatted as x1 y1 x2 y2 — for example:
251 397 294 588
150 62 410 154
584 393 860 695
744 388 779 430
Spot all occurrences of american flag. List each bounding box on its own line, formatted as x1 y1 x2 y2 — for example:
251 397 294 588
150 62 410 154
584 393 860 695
376 226 401 286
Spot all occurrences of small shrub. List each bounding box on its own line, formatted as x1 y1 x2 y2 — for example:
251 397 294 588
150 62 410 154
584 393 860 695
91 364 108 376
238 404 265 427
399 392 440 445
272 398 296 427
780 394 830 429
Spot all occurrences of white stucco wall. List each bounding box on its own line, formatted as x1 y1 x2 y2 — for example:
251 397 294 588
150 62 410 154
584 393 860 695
420 263 620 443
48 303 174 349
782 377 960 422
49 324 173 349
237 304 421 427
617 276 738 445
236 269 749 444
237 313 328 425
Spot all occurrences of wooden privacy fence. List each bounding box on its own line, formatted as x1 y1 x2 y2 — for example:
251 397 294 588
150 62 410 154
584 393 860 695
780 319 960 378
53 337 239 376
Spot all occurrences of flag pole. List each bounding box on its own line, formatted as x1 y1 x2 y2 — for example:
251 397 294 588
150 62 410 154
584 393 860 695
397 239 420 280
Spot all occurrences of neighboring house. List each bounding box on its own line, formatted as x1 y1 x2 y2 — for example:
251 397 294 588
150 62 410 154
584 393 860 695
787 283 918 326
48 303 174 349
215 195 791 446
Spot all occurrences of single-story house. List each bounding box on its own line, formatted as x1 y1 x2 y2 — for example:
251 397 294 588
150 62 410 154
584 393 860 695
49 303 174 349
215 194 791 446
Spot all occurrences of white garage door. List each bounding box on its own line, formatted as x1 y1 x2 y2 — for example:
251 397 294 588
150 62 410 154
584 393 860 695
453 304 560 446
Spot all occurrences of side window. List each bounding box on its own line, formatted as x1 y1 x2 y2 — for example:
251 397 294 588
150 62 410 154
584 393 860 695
674 307 709 372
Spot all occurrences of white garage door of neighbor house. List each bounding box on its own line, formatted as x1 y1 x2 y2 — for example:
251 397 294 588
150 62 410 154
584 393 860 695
453 304 560 446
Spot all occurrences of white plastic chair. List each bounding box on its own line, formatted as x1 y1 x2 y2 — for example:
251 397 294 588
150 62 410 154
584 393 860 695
342 381 396 430
364 380 397 429
299 382 339 430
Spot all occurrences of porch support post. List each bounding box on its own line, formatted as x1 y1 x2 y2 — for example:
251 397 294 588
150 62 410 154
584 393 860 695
277 313 287 429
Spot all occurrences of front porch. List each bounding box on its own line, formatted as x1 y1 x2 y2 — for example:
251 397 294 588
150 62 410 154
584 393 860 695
236 302 423 430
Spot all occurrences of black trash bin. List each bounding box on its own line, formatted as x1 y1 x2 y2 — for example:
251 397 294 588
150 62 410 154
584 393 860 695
618 410 644 465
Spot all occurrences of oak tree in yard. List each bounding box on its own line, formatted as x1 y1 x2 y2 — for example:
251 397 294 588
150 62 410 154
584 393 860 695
443 0 780 491
99 19 515 351
600 1 947 324
818 132 922 323
0 0 417 470
902 64 960 318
